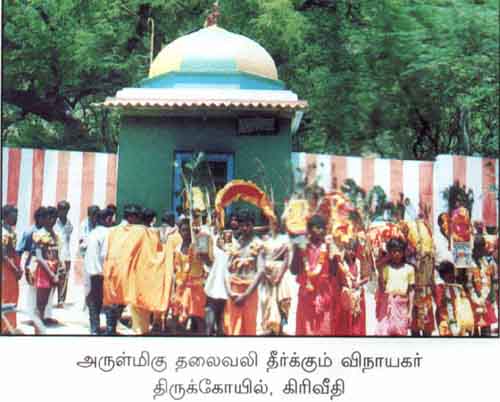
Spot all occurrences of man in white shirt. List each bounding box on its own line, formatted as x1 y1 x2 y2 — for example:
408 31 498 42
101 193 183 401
54 201 73 307
79 205 99 258
158 211 177 244
204 235 230 336
84 208 113 335
435 213 455 286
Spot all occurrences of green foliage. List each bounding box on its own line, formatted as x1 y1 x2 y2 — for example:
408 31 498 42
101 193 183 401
2 0 499 158
352 0 499 159
342 179 389 227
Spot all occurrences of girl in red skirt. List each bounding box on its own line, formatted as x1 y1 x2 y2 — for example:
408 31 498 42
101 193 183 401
33 207 60 323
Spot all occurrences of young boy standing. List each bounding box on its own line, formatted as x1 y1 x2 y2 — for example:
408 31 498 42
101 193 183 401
204 235 229 336
290 215 336 336
224 210 264 336
173 219 213 334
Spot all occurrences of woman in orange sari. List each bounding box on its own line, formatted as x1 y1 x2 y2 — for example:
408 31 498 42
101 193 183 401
2 205 23 334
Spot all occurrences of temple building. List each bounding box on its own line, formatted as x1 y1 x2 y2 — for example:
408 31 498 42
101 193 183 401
103 19 307 217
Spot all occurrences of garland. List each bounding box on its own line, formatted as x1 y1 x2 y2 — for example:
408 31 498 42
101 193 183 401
340 259 362 317
303 243 327 292
1 224 17 248
442 285 459 336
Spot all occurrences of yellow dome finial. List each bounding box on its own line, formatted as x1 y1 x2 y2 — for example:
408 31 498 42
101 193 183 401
204 1 220 28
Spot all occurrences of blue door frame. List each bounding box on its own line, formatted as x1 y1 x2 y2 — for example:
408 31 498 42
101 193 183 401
173 151 234 218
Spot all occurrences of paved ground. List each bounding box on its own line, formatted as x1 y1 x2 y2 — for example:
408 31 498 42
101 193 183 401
11 270 381 336
13 268 135 335
16 304 134 336
10 270 498 336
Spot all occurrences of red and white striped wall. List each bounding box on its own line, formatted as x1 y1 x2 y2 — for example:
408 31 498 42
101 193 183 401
433 155 499 228
291 152 436 223
2 147 118 261
2 148 498 253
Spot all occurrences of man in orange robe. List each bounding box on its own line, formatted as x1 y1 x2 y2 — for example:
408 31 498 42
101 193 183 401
103 205 176 335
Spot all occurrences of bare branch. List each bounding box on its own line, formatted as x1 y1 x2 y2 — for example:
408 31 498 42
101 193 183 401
3 89 87 138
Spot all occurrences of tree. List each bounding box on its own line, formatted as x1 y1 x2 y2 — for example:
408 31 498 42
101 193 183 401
2 0 499 159
2 0 211 151
351 0 499 159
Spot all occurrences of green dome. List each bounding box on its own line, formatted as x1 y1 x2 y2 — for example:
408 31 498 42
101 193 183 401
149 25 279 81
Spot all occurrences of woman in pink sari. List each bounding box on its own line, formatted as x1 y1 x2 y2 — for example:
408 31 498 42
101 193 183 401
290 215 336 336
376 238 415 336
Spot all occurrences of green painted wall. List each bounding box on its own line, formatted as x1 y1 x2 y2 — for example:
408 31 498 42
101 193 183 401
117 115 292 220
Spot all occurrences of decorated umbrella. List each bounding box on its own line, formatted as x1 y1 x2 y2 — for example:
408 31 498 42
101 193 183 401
214 180 277 229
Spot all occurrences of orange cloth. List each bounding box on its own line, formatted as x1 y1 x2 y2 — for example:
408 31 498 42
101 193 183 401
179 277 206 323
130 305 151 335
1 258 19 333
223 276 258 336
164 230 182 314
103 226 174 313
166 231 182 279
173 247 206 323
2 227 19 333
172 277 186 318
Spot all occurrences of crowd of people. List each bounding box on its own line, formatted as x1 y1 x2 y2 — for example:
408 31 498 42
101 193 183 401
1 192 499 337
2 202 75 333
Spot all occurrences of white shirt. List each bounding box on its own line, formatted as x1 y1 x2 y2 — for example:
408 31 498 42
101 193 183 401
54 218 73 261
204 244 230 300
83 226 109 276
384 263 415 296
435 230 453 265
159 224 178 244
79 218 94 257
263 233 289 253
434 230 454 285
